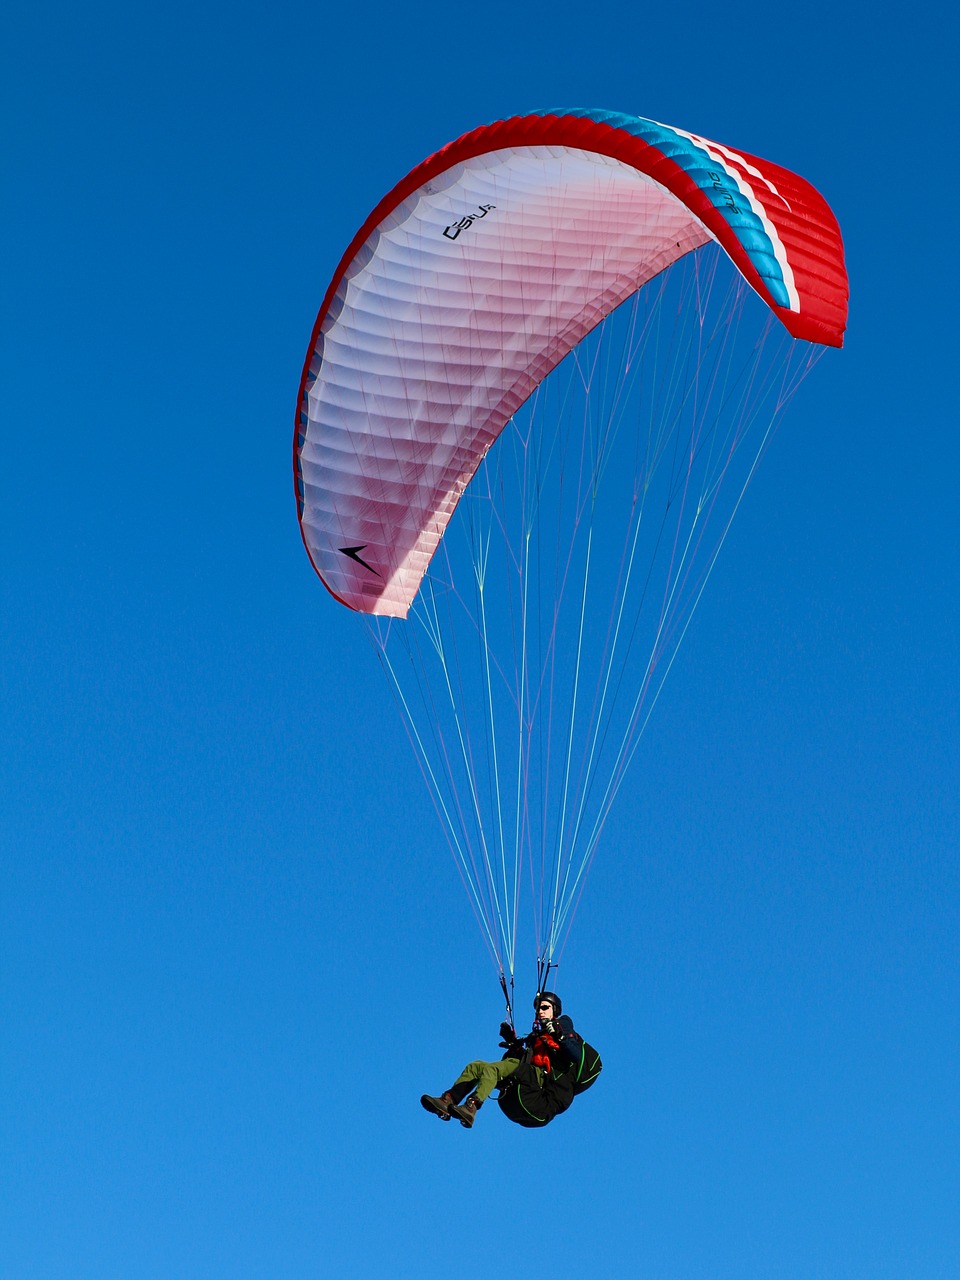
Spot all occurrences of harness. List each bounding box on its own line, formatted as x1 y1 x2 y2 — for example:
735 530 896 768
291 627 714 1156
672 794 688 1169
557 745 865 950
495 967 602 1128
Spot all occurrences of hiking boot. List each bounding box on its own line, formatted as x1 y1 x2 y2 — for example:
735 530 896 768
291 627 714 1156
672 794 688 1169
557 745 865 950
420 1092 454 1120
448 1095 482 1128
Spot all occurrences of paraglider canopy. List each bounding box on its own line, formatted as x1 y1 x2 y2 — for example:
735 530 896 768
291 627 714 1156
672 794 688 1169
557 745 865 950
295 108 847 620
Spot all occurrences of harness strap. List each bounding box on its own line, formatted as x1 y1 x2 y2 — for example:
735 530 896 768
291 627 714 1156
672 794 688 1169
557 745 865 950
499 970 516 1033
536 957 555 1001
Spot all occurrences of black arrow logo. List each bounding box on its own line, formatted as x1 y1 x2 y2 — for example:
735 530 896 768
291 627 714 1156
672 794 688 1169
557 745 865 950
338 545 380 577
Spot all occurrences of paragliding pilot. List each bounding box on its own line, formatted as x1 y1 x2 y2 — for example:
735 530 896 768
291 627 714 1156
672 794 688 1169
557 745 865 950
421 992 601 1129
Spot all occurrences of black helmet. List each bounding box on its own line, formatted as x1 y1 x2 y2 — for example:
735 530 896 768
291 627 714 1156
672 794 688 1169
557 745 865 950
534 990 562 1017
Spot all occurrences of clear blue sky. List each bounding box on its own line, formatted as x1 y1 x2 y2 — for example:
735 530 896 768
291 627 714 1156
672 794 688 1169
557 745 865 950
2 2 957 1277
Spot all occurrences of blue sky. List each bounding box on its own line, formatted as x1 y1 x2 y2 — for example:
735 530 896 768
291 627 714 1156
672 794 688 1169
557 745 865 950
2 2 957 1277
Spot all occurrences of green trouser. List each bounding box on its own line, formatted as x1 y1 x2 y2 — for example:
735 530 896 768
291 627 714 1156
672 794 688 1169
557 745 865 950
453 1057 520 1103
